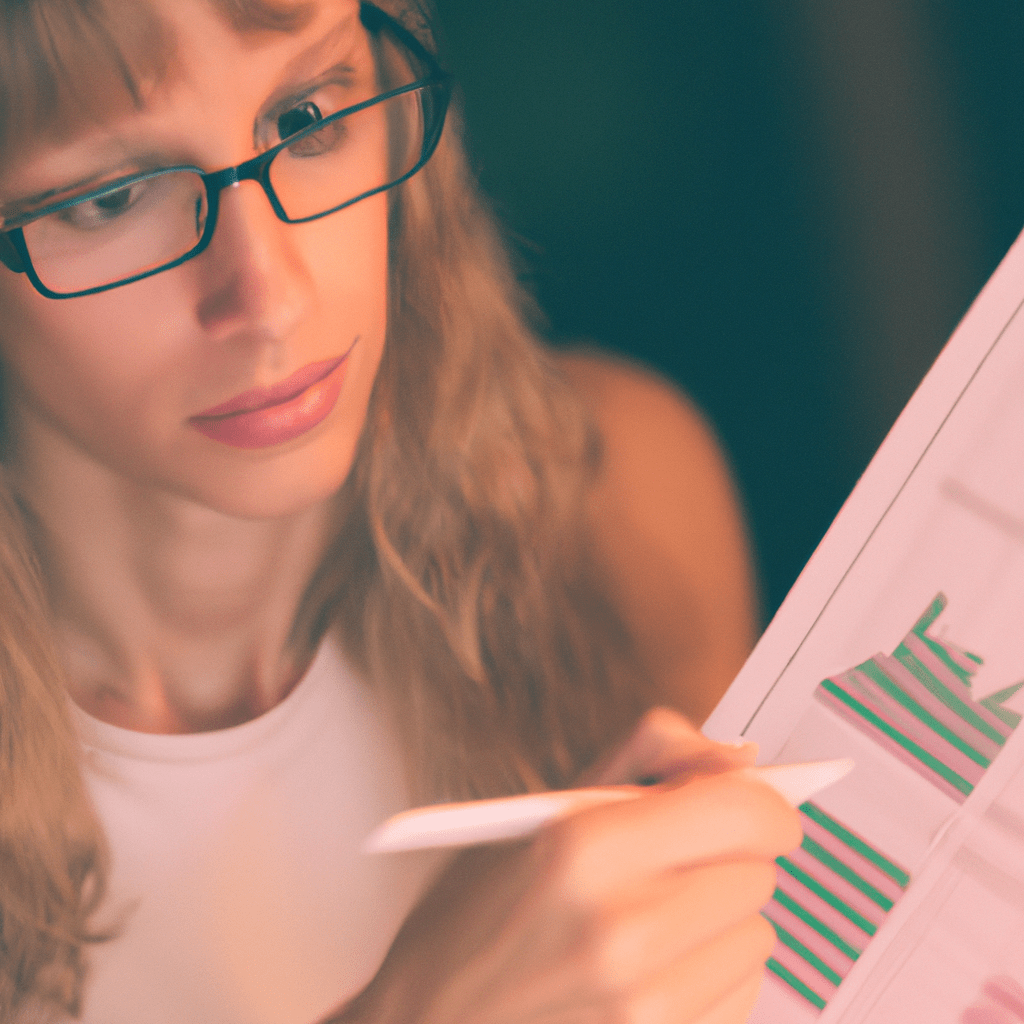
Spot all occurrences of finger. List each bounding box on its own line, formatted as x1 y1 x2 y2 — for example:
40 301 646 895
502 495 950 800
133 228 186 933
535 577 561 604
691 968 766 1024
579 706 757 787
627 914 777 1024
588 860 778 994
541 773 801 898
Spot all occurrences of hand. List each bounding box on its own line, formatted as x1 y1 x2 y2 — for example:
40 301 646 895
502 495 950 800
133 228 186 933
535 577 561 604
332 708 801 1024
576 705 761 787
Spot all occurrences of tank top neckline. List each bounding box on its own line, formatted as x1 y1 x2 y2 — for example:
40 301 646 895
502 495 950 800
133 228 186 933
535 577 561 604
70 636 337 764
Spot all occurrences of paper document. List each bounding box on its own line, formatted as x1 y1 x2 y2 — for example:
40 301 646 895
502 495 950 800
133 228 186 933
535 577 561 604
703 224 1024 1023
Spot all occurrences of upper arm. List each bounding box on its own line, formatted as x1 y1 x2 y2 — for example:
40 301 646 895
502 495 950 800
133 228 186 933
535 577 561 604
560 348 759 725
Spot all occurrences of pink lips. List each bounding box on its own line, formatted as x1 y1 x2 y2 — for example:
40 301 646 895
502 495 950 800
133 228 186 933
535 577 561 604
189 350 353 450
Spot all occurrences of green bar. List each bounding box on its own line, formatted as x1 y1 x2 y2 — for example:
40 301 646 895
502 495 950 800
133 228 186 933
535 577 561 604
911 594 947 634
820 679 974 796
981 701 1023 729
858 660 990 768
892 646 1004 745
771 887 862 961
983 680 1024 706
920 632 982 682
769 920 844 986
801 835 893 911
776 856 877 935
766 957 828 1010
799 803 910 888
918 635 977 685
981 681 1024 729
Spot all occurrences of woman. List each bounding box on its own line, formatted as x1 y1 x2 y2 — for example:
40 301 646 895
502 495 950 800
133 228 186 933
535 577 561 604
0 0 799 1021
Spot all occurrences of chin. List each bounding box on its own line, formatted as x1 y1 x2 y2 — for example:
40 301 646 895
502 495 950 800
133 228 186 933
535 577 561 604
167 373 375 519
193 458 357 521
147 425 360 521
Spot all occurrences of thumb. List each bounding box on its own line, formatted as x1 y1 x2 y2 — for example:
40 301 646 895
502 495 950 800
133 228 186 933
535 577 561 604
578 706 758 787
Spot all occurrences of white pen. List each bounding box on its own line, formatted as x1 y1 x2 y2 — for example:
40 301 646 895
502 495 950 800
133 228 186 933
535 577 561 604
364 757 855 853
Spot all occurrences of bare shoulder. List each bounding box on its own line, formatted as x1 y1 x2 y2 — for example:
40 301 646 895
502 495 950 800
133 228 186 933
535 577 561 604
558 348 758 724
559 349 728 481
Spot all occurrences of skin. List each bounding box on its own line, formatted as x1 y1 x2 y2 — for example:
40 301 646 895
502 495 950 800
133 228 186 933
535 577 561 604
0 0 386 731
0 0 798 1019
560 350 760 725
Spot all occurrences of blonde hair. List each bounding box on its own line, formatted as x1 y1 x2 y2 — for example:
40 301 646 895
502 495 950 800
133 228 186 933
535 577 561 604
0 0 652 1017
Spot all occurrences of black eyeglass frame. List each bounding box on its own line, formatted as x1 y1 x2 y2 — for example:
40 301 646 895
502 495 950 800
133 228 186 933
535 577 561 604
0 2 451 300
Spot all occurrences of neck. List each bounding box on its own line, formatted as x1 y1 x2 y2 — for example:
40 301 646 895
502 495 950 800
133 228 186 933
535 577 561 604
12 440 340 734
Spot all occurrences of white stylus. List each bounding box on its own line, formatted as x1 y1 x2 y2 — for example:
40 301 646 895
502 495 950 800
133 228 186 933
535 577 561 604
364 757 855 853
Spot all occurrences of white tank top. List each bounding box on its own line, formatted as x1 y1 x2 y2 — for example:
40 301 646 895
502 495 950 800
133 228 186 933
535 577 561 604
71 638 450 1024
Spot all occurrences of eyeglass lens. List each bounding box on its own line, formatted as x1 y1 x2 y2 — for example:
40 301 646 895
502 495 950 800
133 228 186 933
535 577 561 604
24 171 211 296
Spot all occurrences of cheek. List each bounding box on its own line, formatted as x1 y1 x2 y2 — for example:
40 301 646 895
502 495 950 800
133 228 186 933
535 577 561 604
0 191 393 518
308 196 390 324
300 193 391 410
307 198 391 457
0 277 169 441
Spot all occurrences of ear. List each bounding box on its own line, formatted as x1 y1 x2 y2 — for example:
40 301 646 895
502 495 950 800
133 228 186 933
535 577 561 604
0 232 24 273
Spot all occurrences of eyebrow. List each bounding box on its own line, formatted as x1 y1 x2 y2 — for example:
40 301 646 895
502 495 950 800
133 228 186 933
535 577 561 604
255 11 362 126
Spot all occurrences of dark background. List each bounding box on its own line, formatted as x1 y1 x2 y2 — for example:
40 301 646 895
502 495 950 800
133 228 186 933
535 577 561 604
433 0 1024 626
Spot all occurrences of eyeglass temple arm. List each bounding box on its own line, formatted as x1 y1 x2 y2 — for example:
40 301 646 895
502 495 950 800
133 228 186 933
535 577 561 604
359 2 443 76
0 231 25 274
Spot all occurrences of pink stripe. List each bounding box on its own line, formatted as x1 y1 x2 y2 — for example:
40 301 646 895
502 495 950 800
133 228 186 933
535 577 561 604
901 634 1012 738
899 633 973 698
828 671 926 744
927 633 985 677
815 687 970 803
840 668 985 786
769 940 838 1002
764 901 855 978
787 846 887 926
798 814 906 905
876 654 1003 760
775 868 871 949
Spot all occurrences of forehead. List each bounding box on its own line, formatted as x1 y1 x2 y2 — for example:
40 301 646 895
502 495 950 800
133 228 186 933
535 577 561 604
0 0 359 164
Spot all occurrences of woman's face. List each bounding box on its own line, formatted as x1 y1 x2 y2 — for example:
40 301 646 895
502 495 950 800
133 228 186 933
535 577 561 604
0 0 388 519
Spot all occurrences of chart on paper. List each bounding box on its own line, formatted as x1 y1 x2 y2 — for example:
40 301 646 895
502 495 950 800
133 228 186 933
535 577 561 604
700 225 1024 1023
756 597 1023 1018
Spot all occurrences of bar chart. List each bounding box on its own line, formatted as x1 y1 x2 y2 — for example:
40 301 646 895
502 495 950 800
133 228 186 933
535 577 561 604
814 594 1020 803
702 220 1024 1024
763 595 1022 1013
763 801 910 1011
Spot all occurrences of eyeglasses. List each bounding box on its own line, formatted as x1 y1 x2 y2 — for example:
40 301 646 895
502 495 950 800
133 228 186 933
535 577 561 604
0 2 451 300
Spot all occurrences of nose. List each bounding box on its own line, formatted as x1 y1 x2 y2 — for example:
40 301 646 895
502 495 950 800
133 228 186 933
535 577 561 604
191 180 312 344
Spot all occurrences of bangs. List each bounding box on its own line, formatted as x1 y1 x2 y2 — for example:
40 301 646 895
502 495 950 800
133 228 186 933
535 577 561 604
0 0 174 157
0 0 317 165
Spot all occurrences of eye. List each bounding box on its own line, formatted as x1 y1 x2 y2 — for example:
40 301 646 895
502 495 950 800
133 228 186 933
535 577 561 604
276 98 353 160
277 101 324 142
56 180 150 230
94 187 136 216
